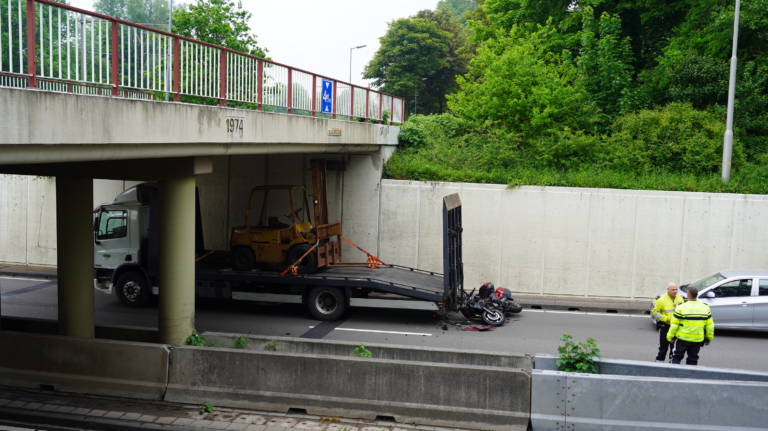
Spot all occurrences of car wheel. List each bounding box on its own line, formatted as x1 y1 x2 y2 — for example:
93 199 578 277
115 271 150 308
308 286 346 321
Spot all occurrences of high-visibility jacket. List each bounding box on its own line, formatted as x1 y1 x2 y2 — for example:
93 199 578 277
651 293 685 325
667 300 715 343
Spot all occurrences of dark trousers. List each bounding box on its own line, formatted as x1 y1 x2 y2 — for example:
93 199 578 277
671 339 703 365
656 324 673 361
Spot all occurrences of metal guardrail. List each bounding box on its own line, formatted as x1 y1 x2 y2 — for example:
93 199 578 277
0 0 405 123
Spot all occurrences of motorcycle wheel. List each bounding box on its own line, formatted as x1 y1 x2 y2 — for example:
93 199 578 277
504 300 523 314
482 308 506 326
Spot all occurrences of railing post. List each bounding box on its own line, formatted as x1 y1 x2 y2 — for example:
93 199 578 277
378 92 383 124
26 0 37 88
219 49 226 106
389 96 394 125
365 89 369 122
111 20 119 96
287 68 292 114
257 60 263 110
349 86 354 122
173 37 180 102
311 75 316 117
332 80 337 120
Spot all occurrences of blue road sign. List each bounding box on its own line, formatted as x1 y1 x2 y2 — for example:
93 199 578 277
321 79 333 114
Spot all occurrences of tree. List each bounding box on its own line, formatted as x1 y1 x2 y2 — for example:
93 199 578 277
172 0 267 57
436 0 477 25
447 24 601 139
363 15 451 115
94 0 169 29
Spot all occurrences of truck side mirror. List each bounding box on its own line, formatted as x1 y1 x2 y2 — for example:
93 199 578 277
94 231 101 245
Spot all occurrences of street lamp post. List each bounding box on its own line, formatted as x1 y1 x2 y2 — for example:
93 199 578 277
722 0 741 183
414 77 427 115
349 45 366 84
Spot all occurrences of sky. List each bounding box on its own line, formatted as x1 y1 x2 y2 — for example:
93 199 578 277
67 0 442 88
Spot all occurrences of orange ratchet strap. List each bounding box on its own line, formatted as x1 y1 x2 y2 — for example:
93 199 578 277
340 236 386 268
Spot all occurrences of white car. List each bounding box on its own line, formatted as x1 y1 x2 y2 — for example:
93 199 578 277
651 270 768 331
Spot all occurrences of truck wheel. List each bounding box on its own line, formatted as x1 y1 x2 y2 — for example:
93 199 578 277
115 271 150 308
308 286 346 321
286 244 318 274
231 247 255 271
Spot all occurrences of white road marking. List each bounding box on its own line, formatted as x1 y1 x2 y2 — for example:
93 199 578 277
308 326 432 336
0 276 53 282
523 309 648 318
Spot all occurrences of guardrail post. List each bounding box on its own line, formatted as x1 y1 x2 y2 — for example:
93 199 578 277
219 50 226 106
26 0 36 88
111 20 119 96
287 68 292 114
173 37 180 102
349 86 354 122
311 75 316 117
332 80 337 120
257 60 263 110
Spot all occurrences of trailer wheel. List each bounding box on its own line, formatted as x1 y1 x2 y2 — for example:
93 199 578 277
308 286 346 321
115 271 150 308
286 244 318 274
231 247 255 271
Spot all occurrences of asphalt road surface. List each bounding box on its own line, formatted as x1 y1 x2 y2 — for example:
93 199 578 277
3 275 768 372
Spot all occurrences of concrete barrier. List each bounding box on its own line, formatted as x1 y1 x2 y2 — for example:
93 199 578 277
0 316 160 343
532 354 768 430
532 369 768 431
534 353 768 382
0 331 169 400
166 346 532 431
203 333 533 369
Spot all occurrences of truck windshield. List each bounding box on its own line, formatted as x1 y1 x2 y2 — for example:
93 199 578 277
96 210 128 240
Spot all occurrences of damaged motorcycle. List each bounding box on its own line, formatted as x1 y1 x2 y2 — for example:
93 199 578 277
458 283 523 327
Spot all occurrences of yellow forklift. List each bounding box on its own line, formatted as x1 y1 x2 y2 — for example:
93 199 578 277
229 159 342 274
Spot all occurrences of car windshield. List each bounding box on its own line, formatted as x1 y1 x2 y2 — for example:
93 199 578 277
688 272 727 291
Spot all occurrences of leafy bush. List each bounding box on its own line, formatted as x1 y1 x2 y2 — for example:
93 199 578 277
556 333 601 373
604 102 743 174
397 115 432 148
353 344 372 358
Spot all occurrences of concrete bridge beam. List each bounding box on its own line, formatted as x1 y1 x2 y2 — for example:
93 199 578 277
55 177 95 338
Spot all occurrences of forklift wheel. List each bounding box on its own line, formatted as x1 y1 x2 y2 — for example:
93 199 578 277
286 244 318 274
308 286 346 321
231 247 256 271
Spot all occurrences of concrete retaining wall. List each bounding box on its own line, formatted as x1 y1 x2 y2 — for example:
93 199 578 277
166 345 532 431
203 333 533 369
0 331 169 399
378 180 768 299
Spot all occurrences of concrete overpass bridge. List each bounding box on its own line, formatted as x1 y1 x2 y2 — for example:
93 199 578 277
0 0 404 345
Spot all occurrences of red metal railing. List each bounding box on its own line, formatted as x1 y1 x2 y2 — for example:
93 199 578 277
0 0 405 123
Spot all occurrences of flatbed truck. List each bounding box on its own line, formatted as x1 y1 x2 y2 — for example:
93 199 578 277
93 183 464 321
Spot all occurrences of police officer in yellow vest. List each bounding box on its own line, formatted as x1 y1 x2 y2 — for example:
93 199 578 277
651 282 686 362
667 286 715 365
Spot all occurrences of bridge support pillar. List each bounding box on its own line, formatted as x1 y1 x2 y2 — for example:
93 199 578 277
158 176 196 345
56 177 95 338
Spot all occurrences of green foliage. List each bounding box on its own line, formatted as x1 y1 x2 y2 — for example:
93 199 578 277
604 103 742 174
448 24 601 139
556 334 601 374
353 344 372 358
172 0 267 57
263 340 277 351
230 336 249 349
436 0 477 25
186 330 220 347
94 0 169 30
199 403 214 414
364 9 468 115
